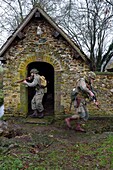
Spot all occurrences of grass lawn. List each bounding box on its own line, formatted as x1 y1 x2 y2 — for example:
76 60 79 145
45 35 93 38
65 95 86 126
0 118 113 170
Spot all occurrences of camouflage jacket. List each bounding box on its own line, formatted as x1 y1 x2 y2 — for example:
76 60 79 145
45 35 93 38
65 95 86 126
25 74 40 87
75 78 94 99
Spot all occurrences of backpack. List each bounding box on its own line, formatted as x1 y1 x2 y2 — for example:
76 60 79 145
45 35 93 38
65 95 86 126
69 88 78 111
40 76 47 88
70 88 78 102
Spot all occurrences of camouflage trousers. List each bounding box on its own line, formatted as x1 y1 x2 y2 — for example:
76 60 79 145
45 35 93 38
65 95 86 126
73 99 89 121
31 91 44 112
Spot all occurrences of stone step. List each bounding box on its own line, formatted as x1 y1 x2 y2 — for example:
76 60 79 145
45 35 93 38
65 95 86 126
25 116 54 125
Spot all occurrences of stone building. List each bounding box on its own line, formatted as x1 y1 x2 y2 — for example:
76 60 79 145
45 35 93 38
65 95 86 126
0 6 91 118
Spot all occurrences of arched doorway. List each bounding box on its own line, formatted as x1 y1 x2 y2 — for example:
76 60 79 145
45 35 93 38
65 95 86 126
27 62 54 116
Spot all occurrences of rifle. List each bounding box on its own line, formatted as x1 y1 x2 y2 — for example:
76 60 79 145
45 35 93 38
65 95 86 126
90 95 100 108
69 100 73 111
15 76 33 83
88 84 100 108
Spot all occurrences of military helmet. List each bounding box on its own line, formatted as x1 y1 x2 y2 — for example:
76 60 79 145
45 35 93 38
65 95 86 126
84 71 96 83
88 71 96 80
30 68 39 74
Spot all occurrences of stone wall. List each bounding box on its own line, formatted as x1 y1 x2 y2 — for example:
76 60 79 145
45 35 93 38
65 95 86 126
0 67 3 106
65 72 113 117
3 15 89 116
89 73 113 116
2 15 113 117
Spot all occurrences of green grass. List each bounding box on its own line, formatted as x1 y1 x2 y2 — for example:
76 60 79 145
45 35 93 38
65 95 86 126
0 156 23 170
0 134 113 169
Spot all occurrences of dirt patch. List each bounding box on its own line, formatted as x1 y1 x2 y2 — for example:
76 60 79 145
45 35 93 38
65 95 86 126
1 116 113 146
0 117 113 169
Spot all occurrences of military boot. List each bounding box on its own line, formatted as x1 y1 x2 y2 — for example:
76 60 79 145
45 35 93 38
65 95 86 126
30 110 38 118
75 123 86 132
65 118 72 129
38 111 44 118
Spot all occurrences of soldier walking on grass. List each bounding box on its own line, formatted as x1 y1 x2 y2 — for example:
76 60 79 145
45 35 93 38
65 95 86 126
65 71 99 132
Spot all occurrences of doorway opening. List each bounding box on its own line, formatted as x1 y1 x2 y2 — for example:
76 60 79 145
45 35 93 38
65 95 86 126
27 62 54 116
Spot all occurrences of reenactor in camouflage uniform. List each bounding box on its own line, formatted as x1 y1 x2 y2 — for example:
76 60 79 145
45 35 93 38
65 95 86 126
23 68 44 118
65 71 99 132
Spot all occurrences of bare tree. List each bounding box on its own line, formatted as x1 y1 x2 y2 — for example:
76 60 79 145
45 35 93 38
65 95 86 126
54 0 113 71
105 0 113 6
0 0 59 47
1 0 113 71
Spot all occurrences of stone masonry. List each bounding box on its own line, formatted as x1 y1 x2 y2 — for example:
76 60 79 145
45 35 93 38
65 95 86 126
3 15 89 117
2 8 113 118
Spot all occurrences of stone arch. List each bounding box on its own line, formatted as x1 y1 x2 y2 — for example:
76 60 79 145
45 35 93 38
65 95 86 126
18 54 63 75
18 54 63 116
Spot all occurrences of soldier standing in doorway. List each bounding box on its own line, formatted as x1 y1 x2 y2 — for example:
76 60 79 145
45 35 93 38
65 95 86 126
23 68 44 118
